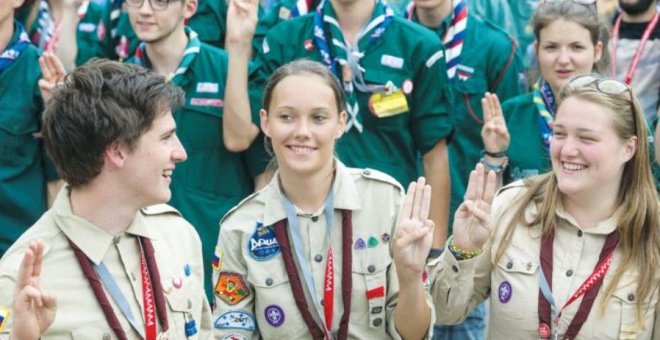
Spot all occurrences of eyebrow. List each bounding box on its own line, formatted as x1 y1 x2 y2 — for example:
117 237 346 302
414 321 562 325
159 127 176 138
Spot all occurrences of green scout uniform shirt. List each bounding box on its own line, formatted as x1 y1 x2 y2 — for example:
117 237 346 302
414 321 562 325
128 38 269 300
255 1 453 187
187 0 228 48
410 12 524 233
213 160 435 339
0 25 58 257
0 187 213 338
76 0 116 66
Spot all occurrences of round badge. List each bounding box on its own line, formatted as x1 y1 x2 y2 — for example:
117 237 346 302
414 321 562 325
402 80 413 95
264 305 285 327
538 323 551 339
304 39 314 51
172 277 183 289
381 233 391 244
498 281 512 303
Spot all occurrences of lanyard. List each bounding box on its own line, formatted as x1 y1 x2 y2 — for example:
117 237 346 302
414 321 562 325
610 12 660 85
140 245 157 340
537 230 620 340
532 79 555 157
283 191 335 337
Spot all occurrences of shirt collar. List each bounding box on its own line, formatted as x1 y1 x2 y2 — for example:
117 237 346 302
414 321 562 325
53 186 154 265
555 199 621 235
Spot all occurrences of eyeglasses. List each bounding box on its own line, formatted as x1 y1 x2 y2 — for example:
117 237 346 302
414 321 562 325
125 0 180 11
542 0 597 12
567 75 636 132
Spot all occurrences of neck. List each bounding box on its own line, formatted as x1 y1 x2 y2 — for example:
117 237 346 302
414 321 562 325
69 180 141 235
0 20 14 53
622 3 657 23
562 190 619 229
145 27 188 77
415 0 452 29
330 0 376 44
279 163 334 214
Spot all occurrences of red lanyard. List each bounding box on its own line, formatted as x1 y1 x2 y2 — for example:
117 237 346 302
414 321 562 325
537 230 620 339
611 12 660 85
323 247 335 337
140 249 157 340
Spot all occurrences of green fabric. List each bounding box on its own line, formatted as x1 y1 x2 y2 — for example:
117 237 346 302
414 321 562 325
410 13 525 233
187 0 228 48
255 3 453 187
128 40 269 300
75 1 115 65
0 25 57 256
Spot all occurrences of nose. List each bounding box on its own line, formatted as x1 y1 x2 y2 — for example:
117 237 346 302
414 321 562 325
557 48 570 64
172 134 188 163
294 118 311 139
560 136 580 157
139 0 155 14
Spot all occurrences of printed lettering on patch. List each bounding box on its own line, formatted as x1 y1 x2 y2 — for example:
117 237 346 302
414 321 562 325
78 23 97 32
190 98 224 108
247 222 280 261
215 272 251 306
214 311 257 332
380 54 404 69
221 334 247 340
196 82 219 93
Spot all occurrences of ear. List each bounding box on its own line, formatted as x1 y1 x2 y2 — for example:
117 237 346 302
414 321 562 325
260 109 271 137
336 110 347 139
593 41 603 64
105 142 127 168
183 0 198 19
622 136 637 162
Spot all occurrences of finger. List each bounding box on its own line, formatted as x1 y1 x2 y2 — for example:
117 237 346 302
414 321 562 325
400 181 417 221
31 241 45 284
464 169 478 201
491 93 503 120
16 246 36 290
21 285 45 307
474 163 485 202
42 290 57 310
395 222 433 247
464 201 490 227
411 177 426 220
419 184 432 221
39 55 52 81
482 170 498 205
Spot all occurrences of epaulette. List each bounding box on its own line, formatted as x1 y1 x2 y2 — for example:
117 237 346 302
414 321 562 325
495 179 526 196
220 190 261 225
355 168 404 193
141 204 182 217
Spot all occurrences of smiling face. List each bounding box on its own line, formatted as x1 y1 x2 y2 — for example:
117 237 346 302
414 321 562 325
127 0 196 44
260 74 346 178
536 18 602 94
550 96 636 201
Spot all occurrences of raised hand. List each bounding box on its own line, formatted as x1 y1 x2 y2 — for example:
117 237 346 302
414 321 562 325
38 52 67 104
393 178 434 280
452 164 497 250
225 0 259 52
11 241 57 340
481 92 510 155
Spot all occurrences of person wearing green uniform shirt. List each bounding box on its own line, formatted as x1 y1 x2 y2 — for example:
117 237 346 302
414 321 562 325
224 0 454 251
0 1 60 257
404 0 524 338
479 1 606 187
124 0 269 300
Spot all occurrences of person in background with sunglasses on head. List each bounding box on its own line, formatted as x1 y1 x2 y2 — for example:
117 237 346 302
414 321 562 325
477 0 607 187
429 74 660 339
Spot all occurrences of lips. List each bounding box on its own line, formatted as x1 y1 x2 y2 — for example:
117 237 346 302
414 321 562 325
562 162 586 171
287 145 316 154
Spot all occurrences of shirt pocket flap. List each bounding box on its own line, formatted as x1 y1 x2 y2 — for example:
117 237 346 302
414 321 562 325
352 252 392 275
453 75 489 95
248 265 290 288
497 257 539 275
362 68 407 89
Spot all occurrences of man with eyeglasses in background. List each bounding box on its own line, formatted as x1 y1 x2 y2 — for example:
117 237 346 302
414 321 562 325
123 0 269 302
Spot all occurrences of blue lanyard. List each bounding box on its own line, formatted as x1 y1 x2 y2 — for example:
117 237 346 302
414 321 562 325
282 187 335 328
94 262 145 338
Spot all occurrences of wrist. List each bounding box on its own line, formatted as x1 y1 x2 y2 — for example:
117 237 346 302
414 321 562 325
481 149 507 158
448 236 482 260
480 156 508 174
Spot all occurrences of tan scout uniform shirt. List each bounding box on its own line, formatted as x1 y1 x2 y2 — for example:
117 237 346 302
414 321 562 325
0 187 213 339
429 181 660 340
212 160 435 339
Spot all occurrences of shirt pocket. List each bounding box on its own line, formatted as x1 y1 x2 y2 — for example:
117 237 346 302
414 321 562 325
163 275 205 338
351 246 392 330
452 75 489 127
491 256 540 325
0 110 39 167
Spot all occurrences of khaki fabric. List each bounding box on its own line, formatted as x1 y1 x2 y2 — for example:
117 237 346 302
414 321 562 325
0 187 212 339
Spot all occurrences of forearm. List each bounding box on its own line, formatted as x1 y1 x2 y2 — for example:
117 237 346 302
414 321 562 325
423 140 450 248
223 45 259 152
53 4 80 71
394 275 431 340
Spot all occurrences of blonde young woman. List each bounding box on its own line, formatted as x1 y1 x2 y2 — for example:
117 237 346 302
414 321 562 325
430 75 660 339
212 60 437 339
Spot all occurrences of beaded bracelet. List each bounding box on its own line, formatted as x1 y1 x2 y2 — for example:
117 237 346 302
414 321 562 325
448 236 483 260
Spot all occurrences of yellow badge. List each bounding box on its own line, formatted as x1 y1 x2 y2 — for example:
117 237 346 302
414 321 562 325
0 306 9 331
369 90 409 118
215 272 250 306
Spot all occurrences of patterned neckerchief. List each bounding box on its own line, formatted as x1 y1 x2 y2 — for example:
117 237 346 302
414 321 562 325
532 78 556 157
0 22 31 73
30 0 56 50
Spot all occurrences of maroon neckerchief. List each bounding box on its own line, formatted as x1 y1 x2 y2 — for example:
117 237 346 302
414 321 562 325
273 209 353 340
538 229 620 339
68 236 169 339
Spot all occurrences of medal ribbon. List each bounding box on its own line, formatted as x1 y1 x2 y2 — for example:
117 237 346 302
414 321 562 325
313 0 393 132
537 230 620 339
532 78 555 157
133 27 200 85
610 12 659 85
0 23 31 73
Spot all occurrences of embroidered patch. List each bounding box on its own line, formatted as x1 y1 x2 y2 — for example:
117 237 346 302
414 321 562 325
214 311 257 332
215 272 251 306
425 50 444 68
264 305 285 327
213 248 224 271
380 54 404 69
367 236 379 248
456 64 474 81
278 6 291 19
381 233 391 244
0 306 9 331
190 98 224 108
196 82 219 93
262 39 270 54
221 334 248 340
247 222 280 261
354 237 366 250
78 23 96 32
498 281 512 303
304 39 314 51
366 286 385 300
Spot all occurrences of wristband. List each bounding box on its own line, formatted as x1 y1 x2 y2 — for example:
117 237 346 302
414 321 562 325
481 149 507 158
447 236 482 260
479 157 508 174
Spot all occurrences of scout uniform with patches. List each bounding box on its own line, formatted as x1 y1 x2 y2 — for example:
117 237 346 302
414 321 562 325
428 181 660 339
254 0 453 188
406 1 524 233
212 160 435 339
0 187 213 337
75 0 116 65
0 21 58 257
127 27 269 301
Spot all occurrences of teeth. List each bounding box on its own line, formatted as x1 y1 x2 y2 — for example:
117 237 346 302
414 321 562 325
563 162 586 171
163 170 173 177
290 146 314 152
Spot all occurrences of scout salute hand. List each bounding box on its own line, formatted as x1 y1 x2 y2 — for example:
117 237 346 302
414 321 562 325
481 92 510 157
451 164 497 252
10 241 57 340
38 52 67 104
226 0 259 49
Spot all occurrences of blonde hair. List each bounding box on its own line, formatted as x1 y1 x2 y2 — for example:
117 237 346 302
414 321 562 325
493 80 660 326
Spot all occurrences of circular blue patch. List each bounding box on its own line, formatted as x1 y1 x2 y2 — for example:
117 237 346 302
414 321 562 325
498 281 512 303
264 305 285 328
247 222 280 261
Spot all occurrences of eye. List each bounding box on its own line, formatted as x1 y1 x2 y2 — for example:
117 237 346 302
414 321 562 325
277 112 294 122
553 130 566 138
579 135 597 142
571 43 586 51
542 44 557 51
312 113 328 123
